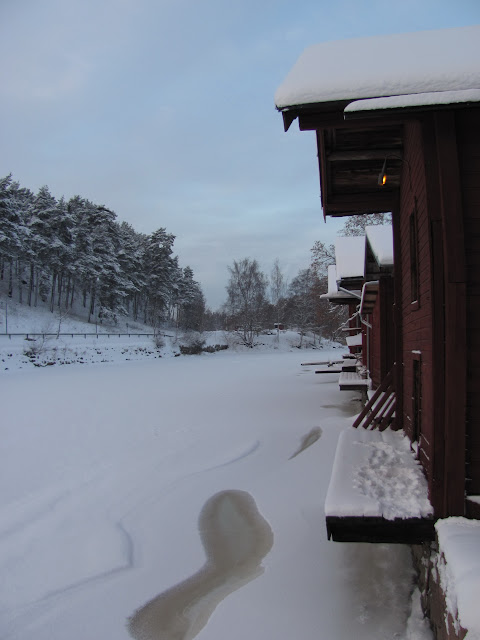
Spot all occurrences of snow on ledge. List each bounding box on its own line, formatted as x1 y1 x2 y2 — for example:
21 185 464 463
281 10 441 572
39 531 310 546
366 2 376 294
325 427 433 520
435 517 480 638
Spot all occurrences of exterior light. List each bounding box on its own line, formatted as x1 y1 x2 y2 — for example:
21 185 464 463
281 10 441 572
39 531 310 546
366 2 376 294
378 158 387 186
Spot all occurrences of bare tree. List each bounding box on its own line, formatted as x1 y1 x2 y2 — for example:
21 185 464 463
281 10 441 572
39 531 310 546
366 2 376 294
310 241 335 279
270 258 288 340
226 258 268 347
340 212 392 236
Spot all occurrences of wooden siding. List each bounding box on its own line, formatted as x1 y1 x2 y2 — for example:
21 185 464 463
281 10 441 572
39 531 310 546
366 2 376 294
398 121 435 496
457 107 480 497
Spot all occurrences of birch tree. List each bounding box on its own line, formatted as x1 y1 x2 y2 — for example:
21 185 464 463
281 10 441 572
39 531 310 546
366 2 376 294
226 258 267 347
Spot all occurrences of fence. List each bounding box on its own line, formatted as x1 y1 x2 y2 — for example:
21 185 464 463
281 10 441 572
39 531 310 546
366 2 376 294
0 333 161 340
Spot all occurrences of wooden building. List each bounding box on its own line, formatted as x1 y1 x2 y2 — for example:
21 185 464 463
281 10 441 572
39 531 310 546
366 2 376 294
276 24 480 638
276 24 480 525
361 226 395 389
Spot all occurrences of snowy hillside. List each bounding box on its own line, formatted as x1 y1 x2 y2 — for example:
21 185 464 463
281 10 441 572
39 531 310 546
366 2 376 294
0 295 341 371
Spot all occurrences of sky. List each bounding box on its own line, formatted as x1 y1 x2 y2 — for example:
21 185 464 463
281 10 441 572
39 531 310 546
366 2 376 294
1 0 479 309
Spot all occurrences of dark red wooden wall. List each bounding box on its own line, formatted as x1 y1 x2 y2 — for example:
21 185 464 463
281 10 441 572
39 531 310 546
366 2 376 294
398 121 435 488
457 107 480 498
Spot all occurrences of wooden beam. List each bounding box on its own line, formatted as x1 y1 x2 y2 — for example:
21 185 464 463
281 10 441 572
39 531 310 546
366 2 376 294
299 112 404 131
324 191 396 216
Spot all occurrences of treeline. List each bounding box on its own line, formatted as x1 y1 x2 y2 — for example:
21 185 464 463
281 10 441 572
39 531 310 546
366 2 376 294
220 211 392 346
0 174 204 329
219 257 346 347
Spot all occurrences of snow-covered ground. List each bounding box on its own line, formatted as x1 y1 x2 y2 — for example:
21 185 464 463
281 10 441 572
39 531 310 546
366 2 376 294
0 303 432 639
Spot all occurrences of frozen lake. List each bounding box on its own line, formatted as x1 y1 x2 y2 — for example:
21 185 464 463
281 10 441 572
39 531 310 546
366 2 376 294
0 347 429 639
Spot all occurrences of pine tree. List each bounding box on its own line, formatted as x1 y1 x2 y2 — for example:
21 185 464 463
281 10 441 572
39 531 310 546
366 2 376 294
143 228 177 327
0 175 28 298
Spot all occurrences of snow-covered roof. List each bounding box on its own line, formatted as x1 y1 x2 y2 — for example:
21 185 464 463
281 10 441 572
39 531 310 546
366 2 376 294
435 517 480 638
365 225 393 267
345 89 480 114
275 25 480 109
320 265 361 302
335 236 365 280
325 427 433 520
346 333 362 347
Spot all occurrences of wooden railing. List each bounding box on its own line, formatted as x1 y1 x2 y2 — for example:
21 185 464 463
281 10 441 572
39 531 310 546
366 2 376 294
353 368 396 430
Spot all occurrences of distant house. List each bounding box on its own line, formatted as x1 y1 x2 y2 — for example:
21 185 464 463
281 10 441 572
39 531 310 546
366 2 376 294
323 226 395 385
276 25 480 639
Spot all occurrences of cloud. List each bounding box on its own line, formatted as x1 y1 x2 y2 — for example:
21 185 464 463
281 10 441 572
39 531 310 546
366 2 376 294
1 0 478 309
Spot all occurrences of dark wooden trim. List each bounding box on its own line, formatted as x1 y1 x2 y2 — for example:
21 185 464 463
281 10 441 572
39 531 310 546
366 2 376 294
316 129 328 216
282 111 297 132
325 191 396 216
434 111 467 516
299 112 404 131
326 515 436 544
299 111 346 130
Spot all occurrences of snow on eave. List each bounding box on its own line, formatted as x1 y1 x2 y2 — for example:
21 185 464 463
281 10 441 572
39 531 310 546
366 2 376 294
365 225 394 267
275 25 480 110
345 89 480 114
335 236 365 280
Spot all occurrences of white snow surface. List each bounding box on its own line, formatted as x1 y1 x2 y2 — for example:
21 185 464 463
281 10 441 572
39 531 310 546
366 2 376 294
366 225 394 267
346 333 363 347
0 303 432 640
327 264 338 294
275 25 480 109
345 89 480 113
435 517 480 639
335 235 365 281
325 427 433 520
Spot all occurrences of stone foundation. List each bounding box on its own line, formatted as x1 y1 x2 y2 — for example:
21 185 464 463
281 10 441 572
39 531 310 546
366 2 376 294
411 543 468 640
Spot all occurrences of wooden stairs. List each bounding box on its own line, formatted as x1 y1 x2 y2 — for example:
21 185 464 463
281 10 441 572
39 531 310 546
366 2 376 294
353 368 396 430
